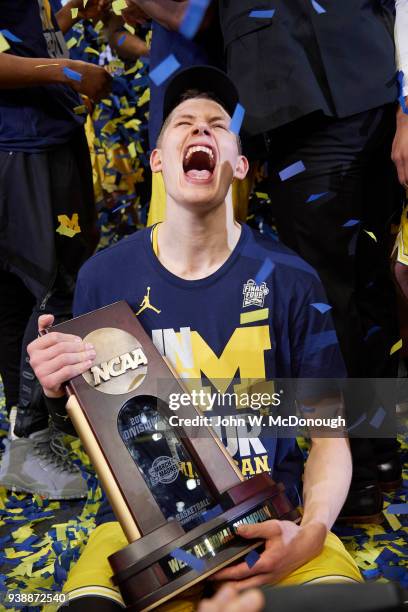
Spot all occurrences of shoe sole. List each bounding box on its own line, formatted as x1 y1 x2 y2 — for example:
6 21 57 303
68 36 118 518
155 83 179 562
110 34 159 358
336 512 384 525
9 484 87 500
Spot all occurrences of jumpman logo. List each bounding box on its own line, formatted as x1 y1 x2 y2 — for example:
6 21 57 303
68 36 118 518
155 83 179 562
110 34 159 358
136 287 161 316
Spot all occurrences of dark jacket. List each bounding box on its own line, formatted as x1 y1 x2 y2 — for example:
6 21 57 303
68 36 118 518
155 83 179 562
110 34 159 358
219 0 398 136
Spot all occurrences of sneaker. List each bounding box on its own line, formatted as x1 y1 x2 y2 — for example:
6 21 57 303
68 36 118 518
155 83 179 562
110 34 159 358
0 423 88 499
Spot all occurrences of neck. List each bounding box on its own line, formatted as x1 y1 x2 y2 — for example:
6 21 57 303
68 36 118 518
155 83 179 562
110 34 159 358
157 191 241 280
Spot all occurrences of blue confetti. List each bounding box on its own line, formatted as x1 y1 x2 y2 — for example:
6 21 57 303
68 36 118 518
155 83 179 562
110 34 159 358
179 0 211 39
348 232 359 256
201 504 223 522
0 29 22 43
279 161 306 181
117 34 126 46
362 568 380 580
386 504 408 515
375 547 398 565
170 548 205 572
346 413 367 433
382 566 407 580
150 54 181 87
249 9 275 18
397 71 408 115
306 192 328 203
229 103 245 135
342 219 360 228
364 325 381 341
373 532 402 541
304 330 338 356
63 66 82 82
254 258 275 284
370 406 386 429
311 0 326 13
310 302 332 314
245 550 260 568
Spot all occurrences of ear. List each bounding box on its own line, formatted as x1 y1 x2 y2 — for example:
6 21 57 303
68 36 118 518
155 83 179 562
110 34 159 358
234 155 249 180
150 148 162 173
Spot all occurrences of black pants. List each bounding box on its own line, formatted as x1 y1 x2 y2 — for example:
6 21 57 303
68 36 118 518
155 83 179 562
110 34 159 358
0 128 98 426
267 105 403 485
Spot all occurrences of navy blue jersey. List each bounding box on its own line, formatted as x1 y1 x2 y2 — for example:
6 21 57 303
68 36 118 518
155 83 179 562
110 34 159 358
74 224 346 503
0 0 84 152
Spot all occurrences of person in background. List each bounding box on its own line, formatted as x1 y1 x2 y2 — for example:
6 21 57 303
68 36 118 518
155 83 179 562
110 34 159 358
0 0 111 499
217 0 408 522
29 66 361 610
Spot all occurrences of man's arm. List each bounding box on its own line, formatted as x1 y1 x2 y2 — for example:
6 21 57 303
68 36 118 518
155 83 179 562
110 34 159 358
105 15 149 59
392 0 408 186
56 0 110 34
302 436 352 531
123 0 215 31
0 53 112 100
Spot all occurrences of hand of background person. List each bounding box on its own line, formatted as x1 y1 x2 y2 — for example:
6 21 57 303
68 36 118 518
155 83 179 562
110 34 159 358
122 0 150 25
27 315 96 399
197 585 264 612
392 104 408 187
211 520 325 589
64 59 112 101
69 0 111 20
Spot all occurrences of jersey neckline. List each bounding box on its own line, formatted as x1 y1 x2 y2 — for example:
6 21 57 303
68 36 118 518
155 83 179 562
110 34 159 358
144 222 250 289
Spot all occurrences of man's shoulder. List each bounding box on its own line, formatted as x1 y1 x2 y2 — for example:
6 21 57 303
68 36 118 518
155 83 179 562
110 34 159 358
244 225 319 282
78 228 149 282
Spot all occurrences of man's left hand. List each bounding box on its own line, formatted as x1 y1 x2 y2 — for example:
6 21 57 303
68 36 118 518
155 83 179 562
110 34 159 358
211 520 326 589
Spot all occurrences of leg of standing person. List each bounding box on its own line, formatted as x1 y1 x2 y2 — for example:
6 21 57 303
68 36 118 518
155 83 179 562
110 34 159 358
266 105 403 520
0 270 35 413
0 127 98 498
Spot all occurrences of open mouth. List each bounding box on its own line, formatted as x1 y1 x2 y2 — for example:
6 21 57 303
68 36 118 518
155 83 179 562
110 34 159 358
182 145 216 181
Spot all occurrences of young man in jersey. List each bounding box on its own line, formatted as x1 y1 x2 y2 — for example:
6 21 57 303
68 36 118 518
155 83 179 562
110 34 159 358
28 66 361 610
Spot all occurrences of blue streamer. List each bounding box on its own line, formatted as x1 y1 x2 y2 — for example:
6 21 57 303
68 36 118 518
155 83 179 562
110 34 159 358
369 406 386 429
304 330 338 356
342 219 360 228
170 548 205 572
63 66 82 82
179 0 211 39
311 0 326 13
306 192 328 203
245 550 260 568
254 258 275 284
229 103 245 135
150 54 181 86
310 302 331 314
279 161 306 181
249 9 275 18
386 504 408 515
364 325 381 341
201 504 223 522
0 29 22 43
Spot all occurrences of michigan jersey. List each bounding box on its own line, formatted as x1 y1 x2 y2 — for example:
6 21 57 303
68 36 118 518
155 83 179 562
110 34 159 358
74 223 346 502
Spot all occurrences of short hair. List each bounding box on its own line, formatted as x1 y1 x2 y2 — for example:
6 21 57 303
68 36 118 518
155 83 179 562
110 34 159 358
156 89 242 153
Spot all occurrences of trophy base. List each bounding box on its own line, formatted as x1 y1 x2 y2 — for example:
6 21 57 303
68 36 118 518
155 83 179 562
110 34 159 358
110 475 299 611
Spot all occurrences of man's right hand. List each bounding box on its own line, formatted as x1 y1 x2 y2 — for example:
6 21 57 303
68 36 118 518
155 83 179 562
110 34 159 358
64 59 112 102
27 315 96 399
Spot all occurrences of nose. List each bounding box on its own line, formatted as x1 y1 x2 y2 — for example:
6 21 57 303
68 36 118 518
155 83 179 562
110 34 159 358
192 123 211 136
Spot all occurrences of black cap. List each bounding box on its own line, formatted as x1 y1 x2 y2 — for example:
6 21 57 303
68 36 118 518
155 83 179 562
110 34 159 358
162 65 239 123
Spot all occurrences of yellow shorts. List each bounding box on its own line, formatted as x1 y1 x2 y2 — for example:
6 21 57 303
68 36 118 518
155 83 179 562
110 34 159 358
394 203 408 265
62 522 362 609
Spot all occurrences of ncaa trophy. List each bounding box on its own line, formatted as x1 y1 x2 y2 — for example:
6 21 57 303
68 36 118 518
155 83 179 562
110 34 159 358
51 301 299 611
